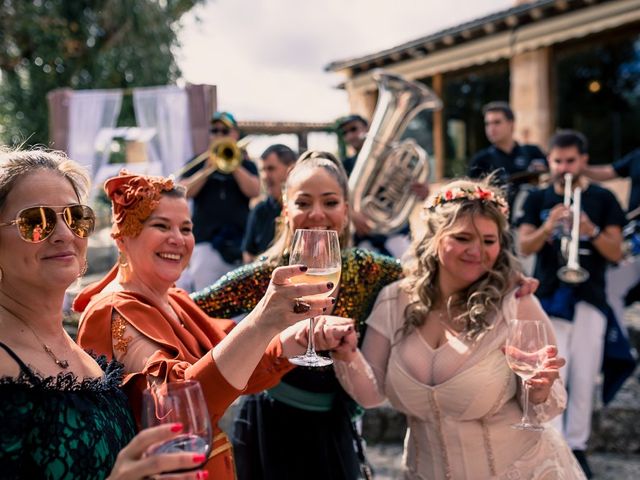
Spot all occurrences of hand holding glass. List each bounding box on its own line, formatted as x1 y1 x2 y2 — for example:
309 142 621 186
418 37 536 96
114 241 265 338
505 319 548 431
141 380 212 471
288 229 341 367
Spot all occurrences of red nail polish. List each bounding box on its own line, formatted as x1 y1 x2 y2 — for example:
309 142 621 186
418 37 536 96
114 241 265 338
197 471 209 479
193 453 206 463
300 265 308 272
327 282 334 289
170 423 183 432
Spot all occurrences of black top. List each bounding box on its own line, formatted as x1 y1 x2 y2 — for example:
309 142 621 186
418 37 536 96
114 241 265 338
241 196 281 256
517 184 626 309
468 143 547 221
342 154 357 177
182 154 258 262
0 343 136 480
613 148 640 214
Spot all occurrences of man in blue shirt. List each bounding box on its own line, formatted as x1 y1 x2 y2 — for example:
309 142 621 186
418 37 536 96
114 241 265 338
469 101 547 224
242 144 296 263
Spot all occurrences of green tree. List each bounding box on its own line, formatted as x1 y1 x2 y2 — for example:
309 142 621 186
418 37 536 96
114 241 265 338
0 0 204 146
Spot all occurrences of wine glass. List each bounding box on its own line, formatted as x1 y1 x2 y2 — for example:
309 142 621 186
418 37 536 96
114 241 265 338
288 229 341 367
505 319 549 431
142 380 212 471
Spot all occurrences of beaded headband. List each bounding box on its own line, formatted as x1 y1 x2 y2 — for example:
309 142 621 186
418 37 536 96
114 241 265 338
104 169 175 239
425 186 509 217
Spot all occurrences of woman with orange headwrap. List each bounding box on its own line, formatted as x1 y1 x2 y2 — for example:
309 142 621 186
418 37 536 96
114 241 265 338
74 170 354 479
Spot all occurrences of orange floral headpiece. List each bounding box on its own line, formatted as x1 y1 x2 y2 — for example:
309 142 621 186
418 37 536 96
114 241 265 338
425 186 509 217
104 169 175 239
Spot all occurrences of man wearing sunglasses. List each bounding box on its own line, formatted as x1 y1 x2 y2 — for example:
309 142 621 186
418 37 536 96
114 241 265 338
179 111 260 291
336 114 429 259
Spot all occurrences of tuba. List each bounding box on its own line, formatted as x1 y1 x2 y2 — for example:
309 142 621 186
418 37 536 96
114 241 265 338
348 70 442 235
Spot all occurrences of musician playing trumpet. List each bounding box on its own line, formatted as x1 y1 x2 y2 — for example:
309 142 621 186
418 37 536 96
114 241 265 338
516 130 625 479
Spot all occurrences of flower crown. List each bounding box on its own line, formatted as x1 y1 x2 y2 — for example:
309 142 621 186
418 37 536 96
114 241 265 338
425 186 509 217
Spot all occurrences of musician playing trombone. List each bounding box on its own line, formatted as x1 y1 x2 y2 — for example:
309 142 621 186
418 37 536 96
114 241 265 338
179 111 260 291
516 130 625 479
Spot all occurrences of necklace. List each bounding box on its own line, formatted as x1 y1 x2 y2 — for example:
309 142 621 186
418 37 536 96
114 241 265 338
2 306 70 369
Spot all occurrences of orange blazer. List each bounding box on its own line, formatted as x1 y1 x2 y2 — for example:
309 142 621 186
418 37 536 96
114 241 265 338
74 266 294 479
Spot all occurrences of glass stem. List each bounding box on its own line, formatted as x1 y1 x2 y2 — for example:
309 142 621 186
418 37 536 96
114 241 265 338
305 317 316 357
521 378 530 425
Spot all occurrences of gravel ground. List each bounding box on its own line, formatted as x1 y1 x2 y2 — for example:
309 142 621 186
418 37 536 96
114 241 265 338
366 443 640 479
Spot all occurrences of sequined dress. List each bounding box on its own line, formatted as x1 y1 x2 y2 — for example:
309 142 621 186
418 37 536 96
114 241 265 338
0 343 136 480
192 247 402 480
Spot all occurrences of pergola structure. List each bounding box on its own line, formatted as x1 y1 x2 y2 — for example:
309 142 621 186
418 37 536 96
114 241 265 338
238 120 335 152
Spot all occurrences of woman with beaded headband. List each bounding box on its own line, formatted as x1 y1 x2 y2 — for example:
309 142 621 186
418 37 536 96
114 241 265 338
191 150 404 479
0 149 224 479
329 177 587 479
74 169 354 480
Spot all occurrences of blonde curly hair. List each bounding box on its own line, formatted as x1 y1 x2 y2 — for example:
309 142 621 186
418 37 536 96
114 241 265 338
399 177 521 342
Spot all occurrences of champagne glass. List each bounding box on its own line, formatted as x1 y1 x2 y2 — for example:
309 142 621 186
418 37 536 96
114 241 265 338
505 319 548 431
288 229 341 367
142 380 212 471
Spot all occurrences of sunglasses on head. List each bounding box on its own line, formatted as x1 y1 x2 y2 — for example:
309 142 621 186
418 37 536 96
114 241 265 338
210 127 230 136
0 204 96 243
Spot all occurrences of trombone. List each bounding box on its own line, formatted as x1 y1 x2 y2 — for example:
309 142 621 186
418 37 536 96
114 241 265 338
557 178 590 284
175 136 248 178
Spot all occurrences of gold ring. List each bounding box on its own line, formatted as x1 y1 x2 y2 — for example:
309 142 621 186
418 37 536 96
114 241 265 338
292 298 311 314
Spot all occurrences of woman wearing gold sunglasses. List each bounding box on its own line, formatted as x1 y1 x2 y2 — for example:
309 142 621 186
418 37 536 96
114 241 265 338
0 148 213 479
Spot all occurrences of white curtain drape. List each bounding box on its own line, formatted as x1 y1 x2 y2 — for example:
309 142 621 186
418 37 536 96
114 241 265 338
68 90 123 177
133 86 193 176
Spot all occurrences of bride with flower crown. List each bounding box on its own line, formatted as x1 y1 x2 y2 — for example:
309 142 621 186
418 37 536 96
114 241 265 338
330 178 586 479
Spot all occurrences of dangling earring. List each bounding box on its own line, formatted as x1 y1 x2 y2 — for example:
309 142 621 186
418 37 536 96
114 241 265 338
73 259 89 289
78 259 88 278
118 252 130 283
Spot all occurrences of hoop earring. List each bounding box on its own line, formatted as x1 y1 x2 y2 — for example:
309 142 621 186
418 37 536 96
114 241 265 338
78 259 88 278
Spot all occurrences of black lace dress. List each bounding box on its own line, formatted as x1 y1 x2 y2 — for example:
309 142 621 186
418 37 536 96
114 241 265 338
0 343 137 480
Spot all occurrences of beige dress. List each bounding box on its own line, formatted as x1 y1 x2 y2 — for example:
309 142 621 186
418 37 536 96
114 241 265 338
335 281 586 480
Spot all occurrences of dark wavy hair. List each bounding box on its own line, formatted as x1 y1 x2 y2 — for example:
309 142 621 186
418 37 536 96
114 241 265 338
398 177 521 342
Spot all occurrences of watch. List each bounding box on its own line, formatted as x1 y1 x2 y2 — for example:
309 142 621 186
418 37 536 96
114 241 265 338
589 226 601 241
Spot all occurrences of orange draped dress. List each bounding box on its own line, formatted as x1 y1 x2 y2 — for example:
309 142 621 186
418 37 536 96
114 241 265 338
74 266 294 480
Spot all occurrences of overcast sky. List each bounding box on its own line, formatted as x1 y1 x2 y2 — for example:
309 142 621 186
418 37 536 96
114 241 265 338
176 0 513 154
178 0 513 121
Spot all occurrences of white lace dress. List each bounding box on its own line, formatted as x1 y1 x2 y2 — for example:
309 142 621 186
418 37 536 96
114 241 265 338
335 281 586 480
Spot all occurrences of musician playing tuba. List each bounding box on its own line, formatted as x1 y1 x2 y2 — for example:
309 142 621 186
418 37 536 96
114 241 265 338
517 130 626 478
336 72 441 258
178 111 260 291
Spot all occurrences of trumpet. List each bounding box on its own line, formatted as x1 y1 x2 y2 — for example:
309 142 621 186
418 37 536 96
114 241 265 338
557 183 590 284
175 137 247 178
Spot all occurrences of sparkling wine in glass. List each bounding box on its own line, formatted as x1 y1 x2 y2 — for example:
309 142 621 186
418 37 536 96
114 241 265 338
505 319 548 431
142 380 212 471
288 228 341 367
